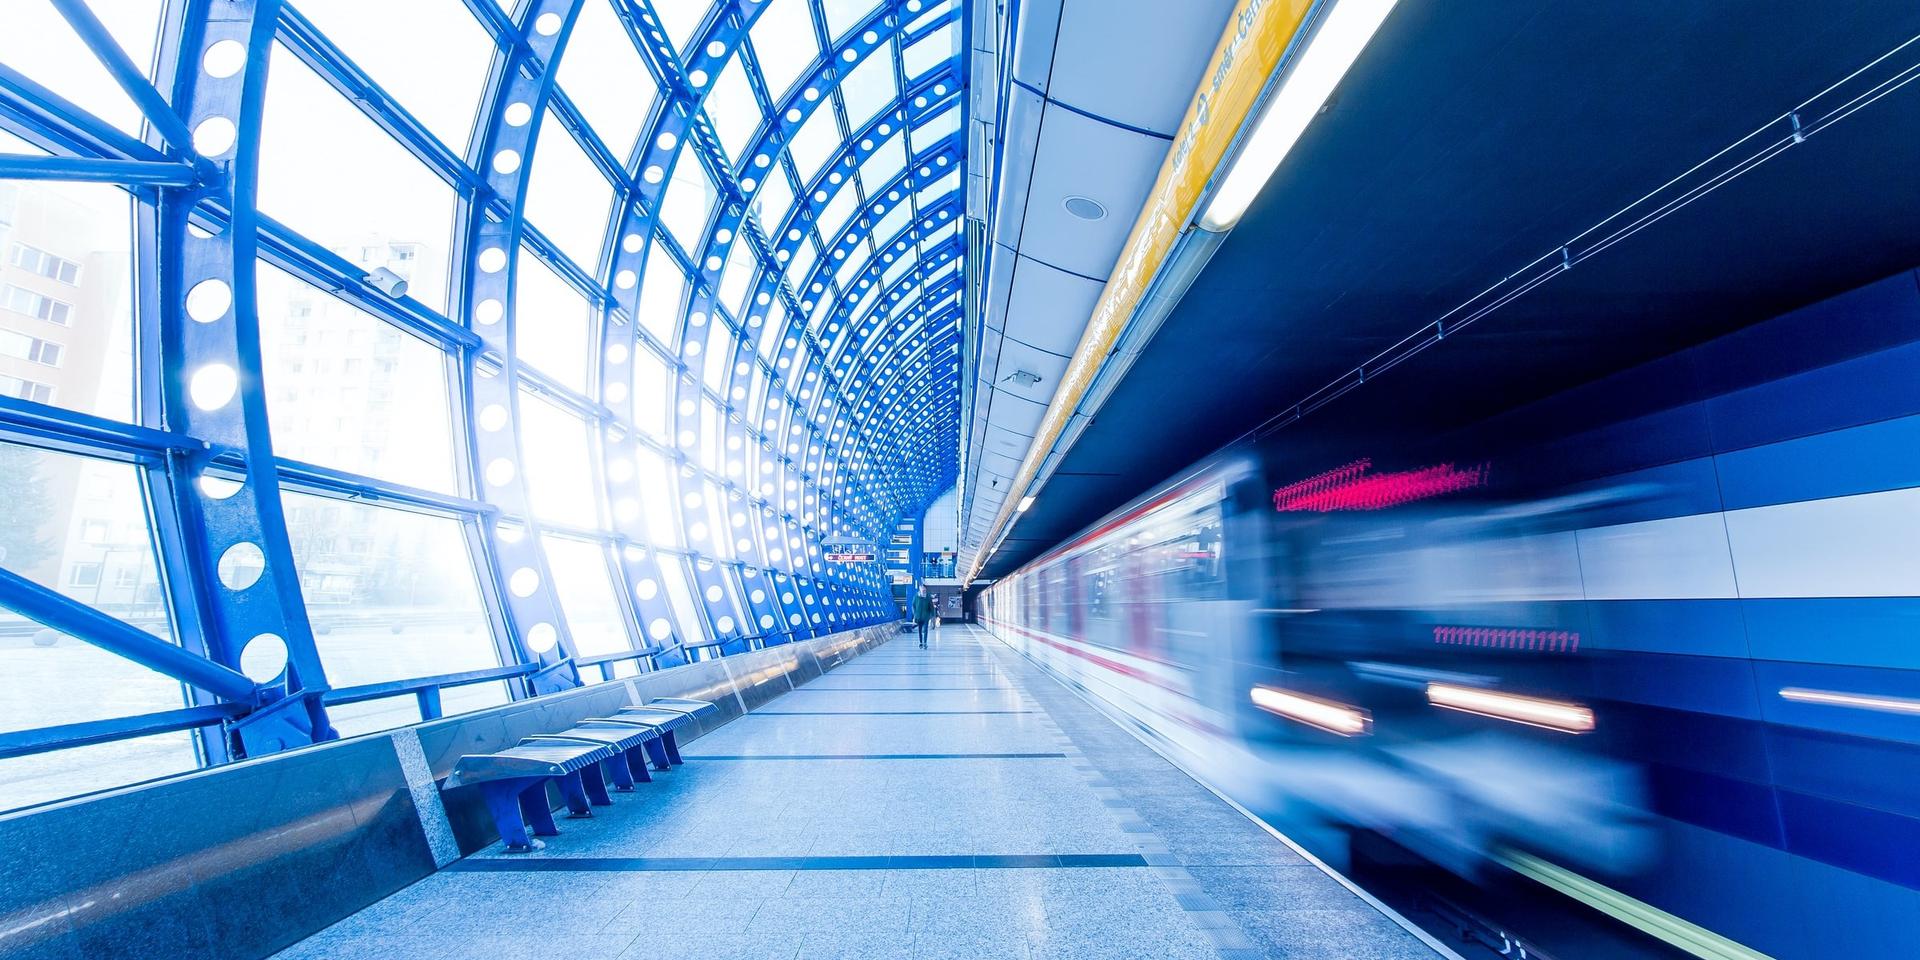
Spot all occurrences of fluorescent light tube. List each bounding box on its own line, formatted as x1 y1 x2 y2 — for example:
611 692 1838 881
1250 685 1371 736
1200 0 1401 231
1018 495 1035 512
1426 683 1595 733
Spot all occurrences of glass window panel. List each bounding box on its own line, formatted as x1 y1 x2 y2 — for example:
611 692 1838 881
749 0 818 101
786 238 817 291
759 299 786 359
633 344 672 438
659 155 717 252
260 44 458 313
513 249 593 393
787 106 841 185
655 555 708 643
822 0 880 39
0 444 185 801
816 186 856 241
654 0 709 54
903 22 958 80
0 136 137 423
911 103 961 154
917 169 959 208
523 116 615 271
637 252 687 344
703 321 733 390
518 390 600 529
834 248 867 292
752 166 795 231
0 1 163 137
838 53 896 131
281 491 503 722
557 0 659 156
718 242 757 319
699 400 723 472
906 0 956 32
922 220 959 247
634 443 679 547
706 57 762 162
295 0 493 152
859 135 907 193
881 251 913 288
871 203 909 248
257 263 457 492
541 535 632 656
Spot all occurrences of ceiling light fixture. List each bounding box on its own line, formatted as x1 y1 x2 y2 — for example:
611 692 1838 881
1200 0 1400 231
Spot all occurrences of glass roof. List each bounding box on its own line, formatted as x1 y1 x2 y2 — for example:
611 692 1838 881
0 0 965 808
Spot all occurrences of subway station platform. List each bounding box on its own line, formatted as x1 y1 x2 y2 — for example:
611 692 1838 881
273 626 1442 960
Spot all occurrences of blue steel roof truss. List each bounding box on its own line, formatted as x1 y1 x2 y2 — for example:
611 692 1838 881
0 0 967 790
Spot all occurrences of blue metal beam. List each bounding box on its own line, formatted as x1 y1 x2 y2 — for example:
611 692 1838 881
0 567 260 703
0 703 247 761
0 153 198 185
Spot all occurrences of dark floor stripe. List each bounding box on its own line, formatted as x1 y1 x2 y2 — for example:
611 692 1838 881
452 854 1148 873
746 710 1036 716
794 687 1017 691
689 752 1067 760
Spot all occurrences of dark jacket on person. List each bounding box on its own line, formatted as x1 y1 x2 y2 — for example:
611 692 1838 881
912 595 936 623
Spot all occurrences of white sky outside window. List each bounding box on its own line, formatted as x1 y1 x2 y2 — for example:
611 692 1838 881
653 0 710 56
759 300 787 358
910 103 959 154
703 322 734 389
749 0 819 101
259 45 458 314
816 186 856 241
718 242 757 318
636 253 687 344
540 535 633 656
656 555 709 643
517 390 599 530
922 220 958 247
633 444 679 547
838 53 896 131
859 136 907 193
256 263 458 493
906 0 956 32
787 106 841 184
706 57 762 163
821 0 880 39
513 249 592 393
881 252 913 288
659 155 717 251
632 345 672 438
903 22 958 80
556 0 659 157
871 203 909 246
0 1 163 138
523 116 615 271
786 239 818 293
292 0 494 154
752 166 796 229
917 170 958 208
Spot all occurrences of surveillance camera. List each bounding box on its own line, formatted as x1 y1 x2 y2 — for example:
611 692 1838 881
364 267 409 298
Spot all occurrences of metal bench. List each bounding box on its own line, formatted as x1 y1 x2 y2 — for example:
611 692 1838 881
442 741 616 852
521 720 667 796
635 698 719 765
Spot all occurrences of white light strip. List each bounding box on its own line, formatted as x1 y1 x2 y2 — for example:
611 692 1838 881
1426 683 1595 733
1017 495 1035 512
1780 687 1920 716
1250 685 1371 736
1200 0 1401 230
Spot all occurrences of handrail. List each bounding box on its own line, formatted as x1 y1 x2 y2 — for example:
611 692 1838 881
323 663 539 706
0 702 247 760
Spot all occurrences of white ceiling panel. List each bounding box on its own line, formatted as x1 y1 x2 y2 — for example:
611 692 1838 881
1009 0 1064 92
1003 255 1103 356
1048 0 1237 136
1021 105 1167 278
991 85 1046 249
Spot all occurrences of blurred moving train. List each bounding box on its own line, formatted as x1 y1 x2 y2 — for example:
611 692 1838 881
982 269 1920 960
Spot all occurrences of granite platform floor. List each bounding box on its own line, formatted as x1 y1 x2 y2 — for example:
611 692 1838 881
273 625 1442 960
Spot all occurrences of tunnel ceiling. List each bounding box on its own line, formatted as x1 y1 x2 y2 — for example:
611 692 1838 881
0 0 969 804
980 0 1920 579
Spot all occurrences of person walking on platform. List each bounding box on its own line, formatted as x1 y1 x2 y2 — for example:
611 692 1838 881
912 586 936 649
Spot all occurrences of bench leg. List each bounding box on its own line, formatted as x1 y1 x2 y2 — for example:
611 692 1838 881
558 771 593 817
481 782 533 852
643 737 672 771
582 763 614 806
518 782 559 837
662 729 684 766
624 745 654 783
605 751 637 791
